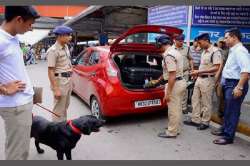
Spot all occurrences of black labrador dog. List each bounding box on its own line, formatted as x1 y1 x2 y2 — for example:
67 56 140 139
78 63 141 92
31 115 104 160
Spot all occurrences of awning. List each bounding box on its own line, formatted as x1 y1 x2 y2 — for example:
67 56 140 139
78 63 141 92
64 6 147 40
17 29 50 45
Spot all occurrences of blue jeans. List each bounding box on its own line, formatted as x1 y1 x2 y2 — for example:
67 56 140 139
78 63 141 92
222 79 248 141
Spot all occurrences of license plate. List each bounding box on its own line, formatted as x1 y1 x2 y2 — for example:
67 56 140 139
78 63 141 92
134 99 161 108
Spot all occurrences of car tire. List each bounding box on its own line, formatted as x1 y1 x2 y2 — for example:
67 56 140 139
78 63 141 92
90 96 106 121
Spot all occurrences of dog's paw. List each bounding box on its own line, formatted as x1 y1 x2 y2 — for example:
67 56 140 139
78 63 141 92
37 149 45 154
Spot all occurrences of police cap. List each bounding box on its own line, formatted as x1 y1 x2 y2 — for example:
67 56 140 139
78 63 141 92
175 34 185 41
155 34 172 46
53 25 73 35
196 33 210 41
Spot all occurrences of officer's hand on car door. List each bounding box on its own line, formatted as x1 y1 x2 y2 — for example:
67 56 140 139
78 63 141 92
54 87 62 100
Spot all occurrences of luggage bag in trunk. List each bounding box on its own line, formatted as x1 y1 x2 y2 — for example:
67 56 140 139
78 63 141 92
122 67 162 85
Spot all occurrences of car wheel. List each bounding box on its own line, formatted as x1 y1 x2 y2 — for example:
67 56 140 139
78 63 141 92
90 97 106 121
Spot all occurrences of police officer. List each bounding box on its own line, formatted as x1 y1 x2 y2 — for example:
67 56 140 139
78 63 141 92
213 28 250 145
147 34 186 138
184 33 222 130
47 25 73 122
173 34 194 114
190 37 203 70
214 37 229 118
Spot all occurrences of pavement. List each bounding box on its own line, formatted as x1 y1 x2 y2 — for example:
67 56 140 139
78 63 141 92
0 60 250 160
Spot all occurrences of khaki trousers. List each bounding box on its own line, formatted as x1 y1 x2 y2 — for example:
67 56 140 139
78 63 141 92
0 102 33 160
215 83 224 117
52 77 73 122
166 79 187 136
182 70 189 111
191 77 215 125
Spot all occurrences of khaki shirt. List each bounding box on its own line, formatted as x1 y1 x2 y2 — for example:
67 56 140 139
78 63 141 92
199 45 221 75
173 45 190 71
162 46 183 80
47 42 72 74
219 48 229 63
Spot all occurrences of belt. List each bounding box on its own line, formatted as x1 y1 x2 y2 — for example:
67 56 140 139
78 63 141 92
165 77 183 83
199 75 215 78
55 72 72 77
175 77 183 81
158 77 183 85
225 78 239 82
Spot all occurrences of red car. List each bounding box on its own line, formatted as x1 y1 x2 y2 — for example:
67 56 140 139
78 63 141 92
72 25 183 120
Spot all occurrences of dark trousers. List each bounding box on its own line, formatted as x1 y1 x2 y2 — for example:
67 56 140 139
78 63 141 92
222 79 248 141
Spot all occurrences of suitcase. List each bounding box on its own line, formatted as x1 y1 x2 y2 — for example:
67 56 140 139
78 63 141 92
122 67 162 85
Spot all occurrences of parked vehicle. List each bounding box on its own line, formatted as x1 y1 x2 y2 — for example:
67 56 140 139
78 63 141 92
71 25 183 120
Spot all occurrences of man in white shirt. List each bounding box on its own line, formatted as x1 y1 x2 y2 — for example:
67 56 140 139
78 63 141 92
213 28 250 145
0 6 40 160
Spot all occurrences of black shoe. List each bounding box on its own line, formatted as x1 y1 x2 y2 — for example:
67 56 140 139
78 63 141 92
197 124 209 130
183 120 200 127
211 129 224 136
157 132 177 138
164 127 180 135
213 138 233 145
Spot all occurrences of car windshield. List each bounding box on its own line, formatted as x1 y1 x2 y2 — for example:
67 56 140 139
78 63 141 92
119 32 165 45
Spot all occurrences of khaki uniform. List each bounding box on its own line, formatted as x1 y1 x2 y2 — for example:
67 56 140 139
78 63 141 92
47 42 73 122
163 47 187 136
191 45 221 125
173 45 191 112
215 48 229 116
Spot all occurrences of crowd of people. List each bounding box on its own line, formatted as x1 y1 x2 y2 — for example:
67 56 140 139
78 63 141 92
0 5 250 160
20 43 49 65
148 27 250 147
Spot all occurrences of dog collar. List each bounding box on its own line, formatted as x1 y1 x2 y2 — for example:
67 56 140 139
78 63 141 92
67 120 81 135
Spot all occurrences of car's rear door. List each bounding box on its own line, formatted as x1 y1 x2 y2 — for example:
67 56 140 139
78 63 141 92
110 25 183 53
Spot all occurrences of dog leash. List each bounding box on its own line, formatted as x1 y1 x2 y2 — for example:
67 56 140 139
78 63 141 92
36 103 61 118
35 104 82 135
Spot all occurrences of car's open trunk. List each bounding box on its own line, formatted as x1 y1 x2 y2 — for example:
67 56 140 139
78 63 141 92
113 52 163 89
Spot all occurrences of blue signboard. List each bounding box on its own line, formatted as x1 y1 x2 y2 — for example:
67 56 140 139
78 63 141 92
193 6 250 26
148 6 188 26
190 26 250 43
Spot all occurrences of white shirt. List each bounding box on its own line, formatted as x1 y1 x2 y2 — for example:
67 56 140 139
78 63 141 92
0 28 34 107
222 42 250 80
